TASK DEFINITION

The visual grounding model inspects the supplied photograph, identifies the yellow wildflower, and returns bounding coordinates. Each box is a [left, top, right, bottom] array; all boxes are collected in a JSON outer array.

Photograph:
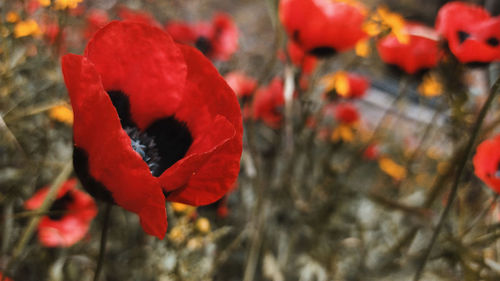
[[6, 12, 20, 23], [195, 217, 211, 234], [331, 124, 355, 143], [322, 71, 350, 96], [39, 0, 51, 6], [378, 157, 406, 180], [363, 6, 409, 44], [168, 226, 186, 244], [49, 105, 73, 125], [418, 73, 442, 97], [54, 0, 82, 10], [14, 20, 41, 38], [355, 40, 370, 58]]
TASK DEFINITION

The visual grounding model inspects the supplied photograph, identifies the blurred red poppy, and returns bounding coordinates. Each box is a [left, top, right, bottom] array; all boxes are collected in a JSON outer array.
[[252, 78, 285, 128], [287, 41, 318, 74], [324, 72, 370, 99], [62, 21, 242, 239], [117, 6, 161, 27], [24, 179, 97, 247], [334, 103, 359, 125], [165, 13, 239, 61], [377, 22, 441, 74], [84, 9, 109, 39], [363, 143, 379, 160], [225, 71, 257, 98], [279, 0, 367, 57], [436, 1, 500, 64], [473, 134, 500, 193]]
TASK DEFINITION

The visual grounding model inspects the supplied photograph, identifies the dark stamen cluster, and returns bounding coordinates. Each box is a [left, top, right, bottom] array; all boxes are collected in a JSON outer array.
[[48, 191, 74, 220], [124, 127, 162, 176]]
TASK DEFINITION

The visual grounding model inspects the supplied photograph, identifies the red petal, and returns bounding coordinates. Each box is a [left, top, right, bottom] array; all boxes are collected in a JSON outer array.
[[473, 134, 500, 193], [24, 179, 76, 210], [280, 0, 367, 53], [62, 54, 167, 238], [84, 21, 187, 129], [161, 45, 242, 206]]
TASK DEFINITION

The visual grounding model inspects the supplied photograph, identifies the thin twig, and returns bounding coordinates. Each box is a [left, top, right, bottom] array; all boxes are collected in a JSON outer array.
[[412, 76, 500, 281]]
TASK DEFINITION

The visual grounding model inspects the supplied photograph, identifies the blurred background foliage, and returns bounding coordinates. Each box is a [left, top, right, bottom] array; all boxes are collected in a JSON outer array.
[[2, 0, 500, 281]]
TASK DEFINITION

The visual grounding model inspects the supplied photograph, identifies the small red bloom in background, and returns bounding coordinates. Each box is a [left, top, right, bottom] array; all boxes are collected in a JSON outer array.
[[117, 6, 161, 27], [323, 71, 370, 99], [252, 78, 285, 129], [377, 22, 441, 74], [224, 71, 257, 98], [62, 21, 242, 239], [165, 13, 239, 61], [279, 0, 367, 57], [473, 134, 500, 193], [363, 143, 379, 160], [287, 41, 318, 74], [84, 9, 109, 39], [41, 20, 62, 46], [24, 179, 97, 247], [436, 1, 500, 64], [334, 103, 359, 125], [0, 273, 12, 281]]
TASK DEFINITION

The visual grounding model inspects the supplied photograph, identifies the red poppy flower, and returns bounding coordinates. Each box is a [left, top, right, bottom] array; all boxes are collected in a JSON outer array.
[[0, 273, 12, 281], [62, 21, 242, 239], [279, 0, 367, 57], [377, 22, 441, 74], [287, 41, 318, 74], [24, 179, 97, 247], [436, 1, 500, 64], [334, 103, 359, 125], [363, 143, 379, 160], [252, 78, 285, 128], [84, 9, 109, 39], [473, 134, 500, 193], [117, 6, 161, 27], [165, 13, 239, 61], [224, 71, 257, 98]]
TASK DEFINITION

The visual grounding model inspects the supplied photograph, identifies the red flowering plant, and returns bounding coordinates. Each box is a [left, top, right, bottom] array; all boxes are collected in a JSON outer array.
[[61, 21, 243, 239], [286, 41, 318, 74], [165, 13, 239, 61], [377, 22, 441, 75], [473, 134, 500, 193], [279, 0, 367, 57], [252, 77, 285, 129], [84, 9, 109, 39], [436, 1, 500, 64], [322, 71, 370, 100], [24, 179, 97, 247], [225, 71, 257, 120]]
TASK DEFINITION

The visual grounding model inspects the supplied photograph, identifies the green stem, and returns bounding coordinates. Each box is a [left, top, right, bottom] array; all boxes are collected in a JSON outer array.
[[93, 204, 112, 281], [412, 76, 500, 281]]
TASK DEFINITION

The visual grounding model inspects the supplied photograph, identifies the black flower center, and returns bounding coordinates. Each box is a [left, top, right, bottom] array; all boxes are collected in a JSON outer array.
[[195, 36, 213, 55], [107, 91, 193, 177], [48, 191, 74, 220], [457, 30, 469, 44], [308, 46, 337, 58], [487, 37, 499, 47]]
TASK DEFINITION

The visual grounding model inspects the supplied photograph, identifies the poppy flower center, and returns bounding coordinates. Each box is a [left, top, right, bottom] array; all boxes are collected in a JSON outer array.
[[308, 46, 337, 57], [457, 30, 469, 44], [107, 91, 193, 177], [49, 191, 74, 220], [195, 36, 213, 55]]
